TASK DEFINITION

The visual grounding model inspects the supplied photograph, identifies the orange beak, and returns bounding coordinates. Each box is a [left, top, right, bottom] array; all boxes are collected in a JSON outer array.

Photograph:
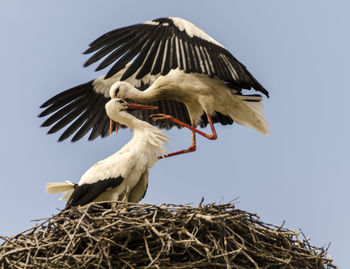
[[109, 120, 118, 135]]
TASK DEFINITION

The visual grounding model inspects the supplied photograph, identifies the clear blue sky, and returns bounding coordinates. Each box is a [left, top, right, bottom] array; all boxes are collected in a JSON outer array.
[[1, 1, 349, 267]]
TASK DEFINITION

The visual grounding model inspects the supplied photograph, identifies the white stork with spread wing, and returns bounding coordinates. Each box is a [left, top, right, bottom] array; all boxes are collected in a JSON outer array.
[[40, 17, 269, 158]]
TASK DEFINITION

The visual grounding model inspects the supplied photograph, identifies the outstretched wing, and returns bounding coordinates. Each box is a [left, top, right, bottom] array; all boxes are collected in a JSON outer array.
[[84, 17, 269, 97], [39, 78, 192, 142]]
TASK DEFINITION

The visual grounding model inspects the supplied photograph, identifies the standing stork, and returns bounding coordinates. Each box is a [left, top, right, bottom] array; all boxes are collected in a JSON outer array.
[[39, 17, 269, 158], [46, 97, 168, 208]]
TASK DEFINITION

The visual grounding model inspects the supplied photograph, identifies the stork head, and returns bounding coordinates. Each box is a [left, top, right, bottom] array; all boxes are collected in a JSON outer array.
[[110, 81, 133, 99], [105, 98, 158, 133]]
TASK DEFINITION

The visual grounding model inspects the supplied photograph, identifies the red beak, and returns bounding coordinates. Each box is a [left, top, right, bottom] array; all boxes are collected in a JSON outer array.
[[126, 103, 158, 111], [110, 120, 118, 135]]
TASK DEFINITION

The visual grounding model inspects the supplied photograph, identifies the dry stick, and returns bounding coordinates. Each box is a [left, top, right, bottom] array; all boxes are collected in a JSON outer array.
[[143, 234, 156, 268], [119, 257, 135, 269]]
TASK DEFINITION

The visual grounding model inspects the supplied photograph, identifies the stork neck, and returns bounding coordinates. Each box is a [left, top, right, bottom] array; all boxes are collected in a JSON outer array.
[[123, 114, 168, 158], [128, 85, 159, 102], [114, 112, 143, 131], [108, 110, 168, 158]]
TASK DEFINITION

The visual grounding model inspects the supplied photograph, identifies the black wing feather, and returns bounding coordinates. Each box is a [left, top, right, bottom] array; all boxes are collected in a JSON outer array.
[[104, 33, 149, 79], [40, 82, 91, 109], [95, 33, 142, 72], [47, 99, 89, 134], [169, 34, 177, 70], [135, 38, 161, 79], [66, 176, 124, 208], [120, 40, 152, 81], [87, 24, 145, 50], [39, 89, 88, 117], [88, 111, 109, 141], [83, 33, 135, 67], [150, 27, 167, 75], [101, 117, 112, 138], [121, 26, 162, 80], [58, 97, 100, 142], [84, 29, 133, 55], [41, 95, 88, 127], [83, 18, 268, 96], [161, 37, 171, 75], [187, 35, 201, 73], [68, 97, 106, 142]]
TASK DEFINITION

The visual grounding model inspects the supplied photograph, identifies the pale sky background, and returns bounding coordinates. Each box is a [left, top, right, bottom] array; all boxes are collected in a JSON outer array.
[[1, 1, 349, 267]]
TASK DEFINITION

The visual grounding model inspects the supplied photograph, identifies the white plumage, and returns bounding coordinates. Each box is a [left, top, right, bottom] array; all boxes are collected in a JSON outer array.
[[145, 17, 224, 47], [112, 69, 268, 134], [46, 98, 168, 208]]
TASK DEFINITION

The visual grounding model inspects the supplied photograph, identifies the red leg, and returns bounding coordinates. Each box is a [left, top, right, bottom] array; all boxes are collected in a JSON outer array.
[[205, 112, 218, 140], [159, 131, 197, 159], [150, 113, 217, 140], [152, 113, 217, 159]]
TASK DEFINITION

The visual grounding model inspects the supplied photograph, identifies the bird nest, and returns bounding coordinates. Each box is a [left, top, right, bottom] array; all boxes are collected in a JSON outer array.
[[0, 202, 336, 269]]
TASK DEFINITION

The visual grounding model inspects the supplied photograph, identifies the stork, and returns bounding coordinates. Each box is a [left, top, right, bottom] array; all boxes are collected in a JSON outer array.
[[91, 17, 270, 157], [39, 17, 269, 158], [46, 98, 168, 208]]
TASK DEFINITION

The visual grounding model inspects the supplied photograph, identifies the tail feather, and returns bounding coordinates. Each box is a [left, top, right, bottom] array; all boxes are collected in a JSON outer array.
[[60, 189, 75, 201], [46, 181, 75, 202], [227, 94, 269, 134], [46, 181, 74, 194]]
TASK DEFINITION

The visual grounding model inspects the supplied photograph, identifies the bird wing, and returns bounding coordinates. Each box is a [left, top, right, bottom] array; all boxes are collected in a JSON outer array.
[[66, 176, 124, 208], [39, 75, 191, 142], [84, 17, 269, 97]]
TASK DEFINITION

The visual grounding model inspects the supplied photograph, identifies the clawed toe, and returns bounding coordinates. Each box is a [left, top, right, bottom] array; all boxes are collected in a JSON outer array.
[[150, 113, 168, 118]]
